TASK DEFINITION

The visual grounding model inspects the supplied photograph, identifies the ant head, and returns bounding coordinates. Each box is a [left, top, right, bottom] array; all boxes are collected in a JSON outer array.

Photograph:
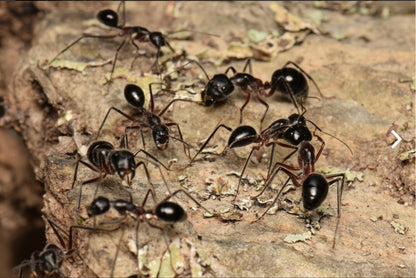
[[302, 173, 329, 211], [97, 9, 119, 28], [228, 125, 258, 148], [149, 32, 166, 48], [155, 202, 187, 222], [152, 124, 169, 150], [40, 245, 64, 274], [288, 113, 306, 126], [124, 84, 145, 109], [110, 150, 136, 180], [88, 141, 114, 169], [88, 196, 110, 216], [271, 67, 308, 98], [282, 125, 312, 146], [201, 74, 234, 106]]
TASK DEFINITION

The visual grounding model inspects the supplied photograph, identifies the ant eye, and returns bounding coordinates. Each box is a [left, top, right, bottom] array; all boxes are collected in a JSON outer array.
[[97, 9, 118, 28]]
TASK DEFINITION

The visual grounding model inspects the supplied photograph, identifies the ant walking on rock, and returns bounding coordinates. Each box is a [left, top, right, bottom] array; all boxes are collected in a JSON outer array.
[[49, 1, 176, 83]]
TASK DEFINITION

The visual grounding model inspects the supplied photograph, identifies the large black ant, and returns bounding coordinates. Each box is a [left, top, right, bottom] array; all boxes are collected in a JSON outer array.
[[251, 133, 346, 249], [189, 59, 322, 129], [12, 219, 88, 278], [48, 1, 176, 82], [87, 189, 214, 277], [187, 109, 352, 202], [96, 83, 195, 160]]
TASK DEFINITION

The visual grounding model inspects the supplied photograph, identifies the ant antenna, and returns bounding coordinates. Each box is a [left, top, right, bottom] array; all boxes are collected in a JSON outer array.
[[307, 121, 353, 155]]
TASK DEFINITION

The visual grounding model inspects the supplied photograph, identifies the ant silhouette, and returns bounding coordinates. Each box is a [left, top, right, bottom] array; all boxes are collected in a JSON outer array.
[[12, 219, 88, 278], [251, 133, 346, 249], [96, 83, 195, 160], [87, 189, 215, 277], [49, 1, 176, 82]]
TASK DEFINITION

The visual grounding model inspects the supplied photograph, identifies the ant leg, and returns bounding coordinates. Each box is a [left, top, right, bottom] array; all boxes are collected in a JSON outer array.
[[133, 148, 172, 171], [277, 75, 302, 114], [251, 167, 300, 221], [110, 225, 127, 278], [106, 36, 128, 85], [283, 61, 325, 98], [125, 125, 147, 151], [224, 66, 237, 76], [49, 33, 120, 64], [162, 189, 214, 216], [75, 176, 103, 223], [135, 161, 158, 203], [239, 92, 252, 125], [265, 142, 298, 182], [326, 173, 345, 249], [232, 145, 260, 202], [242, 58, 253, 74], [148, 82, 168, 113], [188, 124, 233, 166], [157, 99, 196, 118], [254, 95, 269, 130], [117, 1, 126, 28], [165, 122, 192, 159], [96, 106, 136, 140], [252, 175, 292, 222], [313, 133, 325, 163]]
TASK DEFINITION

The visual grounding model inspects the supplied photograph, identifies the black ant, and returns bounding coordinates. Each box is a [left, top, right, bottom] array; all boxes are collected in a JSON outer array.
[[12, 219, 87, 278], [96, 83, 195, 160], [251, 133, 346, 249], [188, 108, 352, 202], [48, 1, 175, 82], [72, 132, 171, 222], [189, 59, 322, 129], [87, 189, 215, 277]]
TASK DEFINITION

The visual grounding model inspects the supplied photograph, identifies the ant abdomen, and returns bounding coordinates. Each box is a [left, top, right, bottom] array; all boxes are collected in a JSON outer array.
[[87, 141, 114, 169], [271, 67, 308, 98], [97, 9, 119, 28], [228, 125, 258, 148], [88, 196, 110, 216], [302, 173, 329, 211], [155, 202, 187, 222], [125, 84, 145, 108]]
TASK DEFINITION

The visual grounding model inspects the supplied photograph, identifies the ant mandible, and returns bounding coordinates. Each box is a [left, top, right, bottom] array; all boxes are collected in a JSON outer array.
[[87, 189, 215, 277], [252, 133, 346, 249], [49, 1, 175, 82], [96, 83, 195, 161]]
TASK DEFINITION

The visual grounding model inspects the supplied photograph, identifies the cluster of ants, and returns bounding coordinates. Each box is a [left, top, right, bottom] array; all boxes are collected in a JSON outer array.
[[13, 2, 353, 278]]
